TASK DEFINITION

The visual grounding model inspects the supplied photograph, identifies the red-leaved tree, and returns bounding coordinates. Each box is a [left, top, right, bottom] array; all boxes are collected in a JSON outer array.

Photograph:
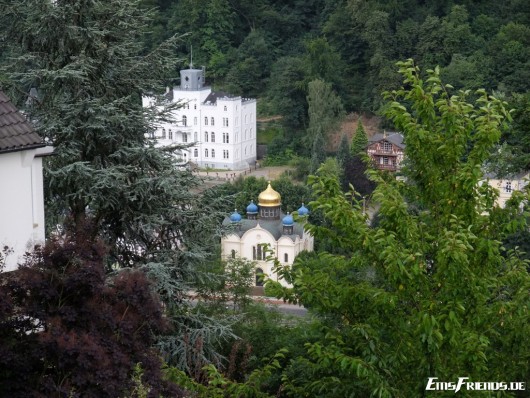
[[0, 233, 183, 397]]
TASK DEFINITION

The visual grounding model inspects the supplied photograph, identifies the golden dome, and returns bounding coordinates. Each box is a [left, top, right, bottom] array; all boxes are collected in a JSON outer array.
[[258, 182, 281, 207]]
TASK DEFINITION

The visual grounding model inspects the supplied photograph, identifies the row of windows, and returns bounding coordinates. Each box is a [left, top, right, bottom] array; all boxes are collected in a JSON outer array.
[[203, 131, 231, 143], [231, 249, 289, 262], [194, 149, 230, 159]]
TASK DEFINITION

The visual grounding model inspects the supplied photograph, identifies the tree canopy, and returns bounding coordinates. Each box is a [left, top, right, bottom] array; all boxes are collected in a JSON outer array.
[[267, 60, 530, 396]]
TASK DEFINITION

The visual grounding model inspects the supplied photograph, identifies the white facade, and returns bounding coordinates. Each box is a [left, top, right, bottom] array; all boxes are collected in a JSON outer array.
[[484, 172, 529, 208], [222, 223, 313, 287], [142, 68, 257, 170], [0, 146, 52, 271]]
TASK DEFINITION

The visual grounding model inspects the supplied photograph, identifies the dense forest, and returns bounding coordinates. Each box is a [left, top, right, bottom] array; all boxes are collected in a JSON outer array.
[[140, 0, 530, 169], [0, 0, 529, 397]]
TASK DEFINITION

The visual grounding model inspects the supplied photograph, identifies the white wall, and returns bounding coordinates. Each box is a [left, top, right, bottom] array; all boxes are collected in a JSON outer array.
[[0, 148, 48, 271]]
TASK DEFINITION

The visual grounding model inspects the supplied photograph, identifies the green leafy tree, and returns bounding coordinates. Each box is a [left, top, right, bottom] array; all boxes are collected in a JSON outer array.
[[306, 79, 344, 143], [268, 60, 530, 396]]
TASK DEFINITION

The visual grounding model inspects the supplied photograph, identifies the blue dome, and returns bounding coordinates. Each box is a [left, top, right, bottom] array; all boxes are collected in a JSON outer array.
[[246, 200, 258, 213], [282, 213, 294, 226], [230, 210, 242, 222], [298, 203, 309, 216]]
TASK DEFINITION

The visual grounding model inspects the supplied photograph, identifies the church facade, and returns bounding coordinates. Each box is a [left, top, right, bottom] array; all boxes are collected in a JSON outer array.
[[221, 183, 314, 287], [142, 67, 257, 170]]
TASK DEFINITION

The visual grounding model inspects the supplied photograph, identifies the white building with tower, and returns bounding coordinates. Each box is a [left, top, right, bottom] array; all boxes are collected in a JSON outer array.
[[221, 182, 314, 287], [142, 67, 257, 170]]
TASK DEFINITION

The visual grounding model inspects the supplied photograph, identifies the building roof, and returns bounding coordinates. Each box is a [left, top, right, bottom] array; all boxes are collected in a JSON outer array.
[[0, 90, 45, 154], [222, 216, 305, 241], [368, 132, 405, 149], [203, 91, 235, 105]]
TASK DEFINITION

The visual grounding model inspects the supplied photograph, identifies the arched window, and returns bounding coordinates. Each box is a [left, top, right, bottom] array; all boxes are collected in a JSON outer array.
[[205, 149, 208, 157], [255, 268, 264, 286], [204, 116, 208, 125], [182, 133, 187, 143], [211, 149, 215, 158], [161, 128, 166, 139], [284, 253, 288, 263], [194, 148, 198, 157], [204, 131, 208, 142], [231, 250, 236, 259], [211, 117, 215, 126], [168, 129, 173, 140], [211, 132, 215, 142], [182, 115, 187, 126], [224, 106, 227, 111]]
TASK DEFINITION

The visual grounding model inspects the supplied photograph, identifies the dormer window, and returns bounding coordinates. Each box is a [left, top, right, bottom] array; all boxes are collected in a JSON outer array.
[[383, 141, 392, 152]]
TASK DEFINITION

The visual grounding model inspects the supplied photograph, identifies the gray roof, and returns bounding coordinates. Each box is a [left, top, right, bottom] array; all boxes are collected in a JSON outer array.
[[0, 90, 45, 154], [222, 216, 305, 241], [203, 91, 235, 105], [368, 132, 405, 149]]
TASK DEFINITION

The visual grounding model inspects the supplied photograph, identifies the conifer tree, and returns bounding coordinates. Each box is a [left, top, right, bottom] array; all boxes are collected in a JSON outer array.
[[1, 0, 231, 373], [336, 133, 351, 168], [310, 131, 327, 174], [350, 117, 368, 156]]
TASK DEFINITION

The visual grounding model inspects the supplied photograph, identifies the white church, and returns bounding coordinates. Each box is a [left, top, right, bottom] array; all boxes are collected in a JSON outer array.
[[221, 182, 314, 287], [142, 67, 257, 170]]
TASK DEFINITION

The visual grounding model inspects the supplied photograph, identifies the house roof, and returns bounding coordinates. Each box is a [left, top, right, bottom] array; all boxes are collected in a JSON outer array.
[[0, 90, 45, 154], [368, 132, 405, 149]]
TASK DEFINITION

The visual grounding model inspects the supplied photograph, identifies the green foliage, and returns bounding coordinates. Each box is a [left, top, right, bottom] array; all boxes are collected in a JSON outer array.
[[196, 257, 256, 311], [0, 0, 232, 380], [309, 132, 327, 174], [350, 118, 368, 156], [268, 60, 530, 396], [306, 79, 344, 143], [165, 349, 288, 398]]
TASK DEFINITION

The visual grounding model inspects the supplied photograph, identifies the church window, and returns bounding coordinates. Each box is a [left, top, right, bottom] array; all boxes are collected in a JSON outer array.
[[257, 245, 262, 260], [284, 253, 288, 263], [231, 249, 236, 259], [255, 268, 264, 286]]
